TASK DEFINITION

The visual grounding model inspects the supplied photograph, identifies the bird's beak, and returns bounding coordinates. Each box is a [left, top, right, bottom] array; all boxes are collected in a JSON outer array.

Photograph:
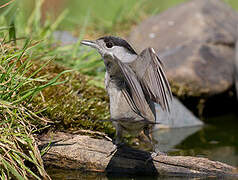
[[80, 40, 99, 50]]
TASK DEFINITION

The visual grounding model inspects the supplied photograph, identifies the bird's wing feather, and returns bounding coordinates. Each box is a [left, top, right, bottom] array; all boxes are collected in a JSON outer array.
[[113, 55, 155, 122], [132, 48, 172, 112]]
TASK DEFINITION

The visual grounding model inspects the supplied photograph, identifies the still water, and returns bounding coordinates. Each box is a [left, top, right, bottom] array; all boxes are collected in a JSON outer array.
[[47, 113, 238, 179]]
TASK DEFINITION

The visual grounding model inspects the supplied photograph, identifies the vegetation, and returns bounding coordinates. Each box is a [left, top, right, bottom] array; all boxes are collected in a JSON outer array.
[[0, 38, 62, 178], [0, 1, 111, 179], [0, 0, 237, 179]]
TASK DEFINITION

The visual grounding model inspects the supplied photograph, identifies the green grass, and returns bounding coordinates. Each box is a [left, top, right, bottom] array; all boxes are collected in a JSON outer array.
[[52, 0, 238, 34], [224, 0, 238, 10], [0, 38, 65, 179], [0, 36, 111, 179], [51, 0, 189, 35], [0, 0, 238, 179], [0, 1, 111, 179]]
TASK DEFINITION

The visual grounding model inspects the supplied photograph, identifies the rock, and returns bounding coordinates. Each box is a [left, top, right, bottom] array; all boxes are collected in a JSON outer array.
[[155, 97, 203, 128], [129, 0, 238, 97], [53, 31, 78, 45], [39, 132, 238, 178]]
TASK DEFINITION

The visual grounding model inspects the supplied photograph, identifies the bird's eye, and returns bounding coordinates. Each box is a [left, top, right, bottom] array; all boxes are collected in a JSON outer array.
[[106, 42, 113, 48]]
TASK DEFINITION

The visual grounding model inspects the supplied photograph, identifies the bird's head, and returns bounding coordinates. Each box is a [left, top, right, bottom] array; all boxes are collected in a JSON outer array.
[[81, 36, 137, 63]]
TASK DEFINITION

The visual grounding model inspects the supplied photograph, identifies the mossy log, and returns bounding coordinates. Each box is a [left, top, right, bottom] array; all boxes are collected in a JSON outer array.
[[39, 132, 238, 178]]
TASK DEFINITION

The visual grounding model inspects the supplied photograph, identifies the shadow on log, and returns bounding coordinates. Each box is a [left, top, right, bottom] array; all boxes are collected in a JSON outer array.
[[39, 132, 238, 178]]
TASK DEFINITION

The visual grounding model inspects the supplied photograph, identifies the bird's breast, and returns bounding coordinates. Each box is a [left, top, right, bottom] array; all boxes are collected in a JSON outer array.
[[106, 76, 140, 120]]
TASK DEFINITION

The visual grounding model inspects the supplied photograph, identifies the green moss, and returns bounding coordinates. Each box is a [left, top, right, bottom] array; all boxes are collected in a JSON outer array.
[[31, 61, 114, 135], [170, 80, 205, 98]]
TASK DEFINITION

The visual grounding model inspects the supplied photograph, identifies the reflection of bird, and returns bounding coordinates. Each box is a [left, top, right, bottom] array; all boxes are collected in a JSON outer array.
[[81, 36, 172, 152]]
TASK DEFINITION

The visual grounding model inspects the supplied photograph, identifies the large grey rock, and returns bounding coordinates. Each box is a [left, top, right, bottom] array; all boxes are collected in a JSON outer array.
[[53, 31, 78, 45], [155, 97, 203, 128], [129, 0, 238, 97]]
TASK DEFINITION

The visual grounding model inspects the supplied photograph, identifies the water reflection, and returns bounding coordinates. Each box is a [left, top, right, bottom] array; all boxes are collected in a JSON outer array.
[[170, 122, 238, 167], [152, 126, 202, 152], [48, 168, 190, 180], [47, 113, 238, 179]]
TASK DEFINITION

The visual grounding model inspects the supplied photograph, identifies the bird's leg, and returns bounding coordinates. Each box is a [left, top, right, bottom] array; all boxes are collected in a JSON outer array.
[[107, 123, 124, 157], [113, 122, 124, 145], [143, 126, 166, 163]]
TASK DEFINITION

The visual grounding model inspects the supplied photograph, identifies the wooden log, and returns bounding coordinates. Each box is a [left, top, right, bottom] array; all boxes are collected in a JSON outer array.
[[39, 132, 238, 178]]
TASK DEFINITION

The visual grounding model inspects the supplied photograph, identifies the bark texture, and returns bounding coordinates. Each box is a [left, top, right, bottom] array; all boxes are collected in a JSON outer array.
[[39, 132, 238, 178]]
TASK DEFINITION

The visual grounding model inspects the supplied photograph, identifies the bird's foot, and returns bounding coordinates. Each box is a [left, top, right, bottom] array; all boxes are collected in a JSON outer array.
[[106, 142, 124, 158], [145, 151, 167, 164], [152, 151, 167, 157]]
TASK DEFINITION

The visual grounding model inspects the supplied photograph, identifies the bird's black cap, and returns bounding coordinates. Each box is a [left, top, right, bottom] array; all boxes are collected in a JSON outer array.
[[98, 36, 137, 55]]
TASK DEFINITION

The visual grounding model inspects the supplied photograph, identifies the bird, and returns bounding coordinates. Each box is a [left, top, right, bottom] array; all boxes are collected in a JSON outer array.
[[81, 36, 172, 153]]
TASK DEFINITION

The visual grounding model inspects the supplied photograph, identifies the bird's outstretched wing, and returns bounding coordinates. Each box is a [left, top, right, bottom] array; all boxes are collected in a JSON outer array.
[[131, 48, 172, 112], [113, 56, 155, 122]]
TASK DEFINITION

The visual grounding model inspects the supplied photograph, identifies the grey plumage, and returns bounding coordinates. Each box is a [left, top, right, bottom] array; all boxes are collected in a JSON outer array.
[[81, 36, 172, 150]]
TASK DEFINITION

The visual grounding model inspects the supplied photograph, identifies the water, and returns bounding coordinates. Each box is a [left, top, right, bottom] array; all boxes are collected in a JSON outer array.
[[47, 113, 238, 179]]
